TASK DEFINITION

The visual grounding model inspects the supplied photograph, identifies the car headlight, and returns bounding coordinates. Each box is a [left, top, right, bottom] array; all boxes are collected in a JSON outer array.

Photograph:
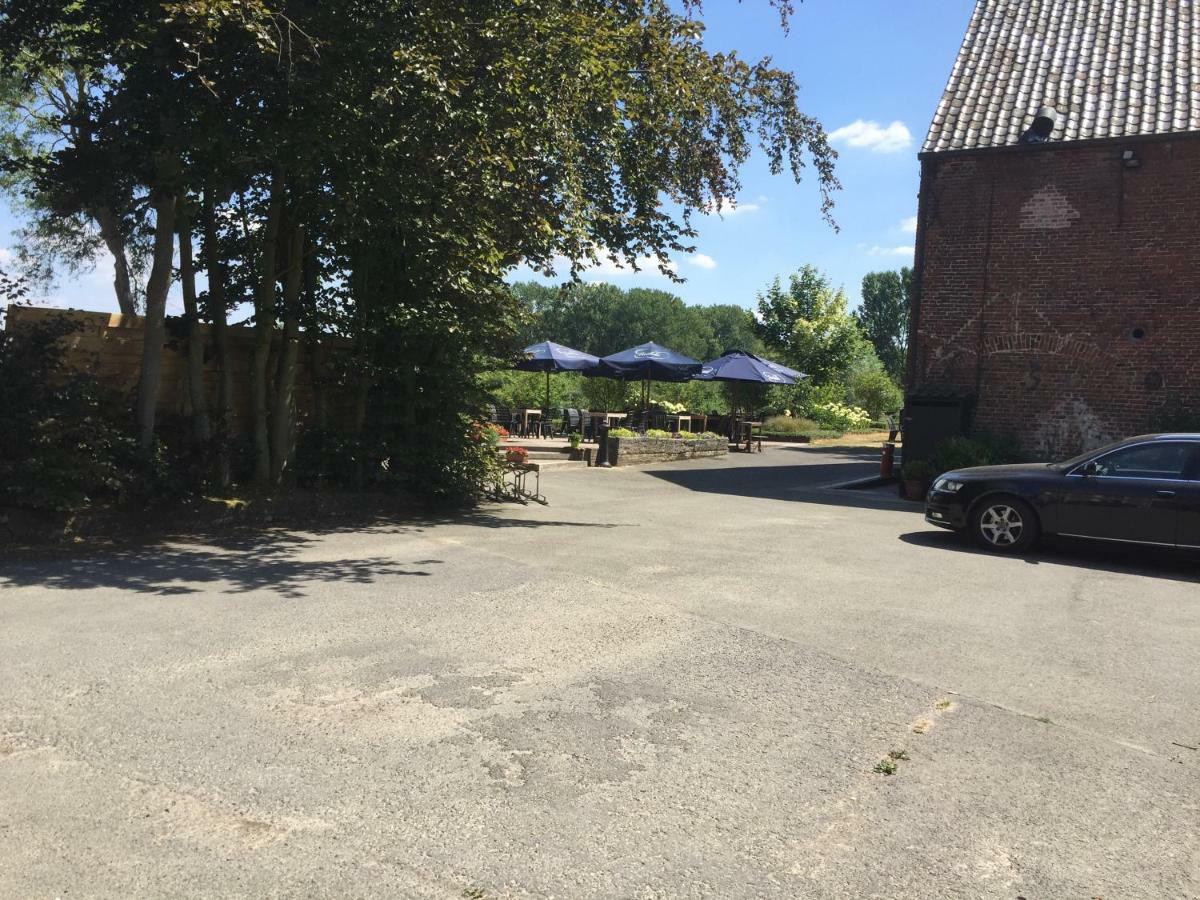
[[933, 477, 965, 493]]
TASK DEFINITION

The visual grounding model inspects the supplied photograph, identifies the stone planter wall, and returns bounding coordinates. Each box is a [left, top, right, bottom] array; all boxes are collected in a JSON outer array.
[[607, 436, 728, 467]]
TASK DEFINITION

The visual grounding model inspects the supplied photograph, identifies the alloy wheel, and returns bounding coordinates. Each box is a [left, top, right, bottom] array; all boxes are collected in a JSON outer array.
[[979, 503, 1024, 547]]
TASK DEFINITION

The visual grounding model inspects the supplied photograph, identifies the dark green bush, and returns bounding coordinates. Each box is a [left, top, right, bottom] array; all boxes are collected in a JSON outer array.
[[932, 433, 1024, 474], [0, 315, 137, 514]]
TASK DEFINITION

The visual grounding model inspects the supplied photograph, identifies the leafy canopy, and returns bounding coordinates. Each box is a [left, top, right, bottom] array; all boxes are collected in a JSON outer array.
[[756, 264, 864, 385]]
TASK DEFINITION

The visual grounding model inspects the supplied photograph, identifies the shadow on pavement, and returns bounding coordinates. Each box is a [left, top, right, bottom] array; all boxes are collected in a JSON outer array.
[[0, 542, 440, 598], [646, 445, 919, 513], [0, 511, 626, 597], [901, 528, 1200, 585]]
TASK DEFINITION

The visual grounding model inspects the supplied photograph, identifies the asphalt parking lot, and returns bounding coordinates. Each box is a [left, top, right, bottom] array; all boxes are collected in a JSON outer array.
[[2, 445, 1198, 898]]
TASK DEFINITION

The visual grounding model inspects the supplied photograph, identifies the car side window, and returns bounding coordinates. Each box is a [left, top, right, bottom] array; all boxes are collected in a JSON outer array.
[[1091, 442, 1195, 480]]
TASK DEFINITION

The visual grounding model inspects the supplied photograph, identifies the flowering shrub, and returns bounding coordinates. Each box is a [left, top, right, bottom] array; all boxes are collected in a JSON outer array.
[[505, 446, 529, 465], [809, 401, 872, 431], [470, 421, 509, 448]]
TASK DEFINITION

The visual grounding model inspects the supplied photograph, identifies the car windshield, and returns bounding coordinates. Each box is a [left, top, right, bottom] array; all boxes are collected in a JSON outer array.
[[1056, 438, 1135, 470]]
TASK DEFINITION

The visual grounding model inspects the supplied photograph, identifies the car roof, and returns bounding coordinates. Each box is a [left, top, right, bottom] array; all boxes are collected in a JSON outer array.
[[1124, 433, 1200, 442]]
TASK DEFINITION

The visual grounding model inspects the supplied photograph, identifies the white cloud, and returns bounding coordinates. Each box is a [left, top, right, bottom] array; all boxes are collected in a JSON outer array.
[[899, 215, 919, 234], [585, 255, 679, 278], [703, 196, 761, 217], [829, 119, 913, 153], [687, 253, 717, 270], [869, 245, 915, 258]]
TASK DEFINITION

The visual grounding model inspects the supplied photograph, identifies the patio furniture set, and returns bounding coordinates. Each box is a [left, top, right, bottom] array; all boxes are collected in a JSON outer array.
[[508, 341, 798, 451]]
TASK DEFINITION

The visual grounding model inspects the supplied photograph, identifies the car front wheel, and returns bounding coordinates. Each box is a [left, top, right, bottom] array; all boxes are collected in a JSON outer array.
[[970, 495, 1039, 553]]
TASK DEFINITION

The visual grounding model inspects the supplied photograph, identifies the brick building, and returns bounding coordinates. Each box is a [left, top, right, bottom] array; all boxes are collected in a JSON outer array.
[[906, 0, 1200, 460]]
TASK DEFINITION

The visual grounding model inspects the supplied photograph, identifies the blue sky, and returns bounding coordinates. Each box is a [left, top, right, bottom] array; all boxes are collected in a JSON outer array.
[[0, 0, 974, 316]]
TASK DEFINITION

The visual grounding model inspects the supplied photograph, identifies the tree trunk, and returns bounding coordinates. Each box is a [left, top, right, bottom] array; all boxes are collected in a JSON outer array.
[[252, 176, 284, 488], [94, 205, 138, 317], [178, 211, 211, 446], [269, 221, 305, 485], [304, 243, 327, 432], [135, 189, 178, 449], [202, 188, 234, 488]]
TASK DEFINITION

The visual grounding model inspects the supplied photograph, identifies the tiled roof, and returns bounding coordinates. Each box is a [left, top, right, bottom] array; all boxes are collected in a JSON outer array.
[[925, 0, 1200, 152]]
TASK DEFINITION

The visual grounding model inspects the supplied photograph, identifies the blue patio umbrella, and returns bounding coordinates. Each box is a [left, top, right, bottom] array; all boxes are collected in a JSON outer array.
[[594, 341, 702, 382], [589, 342, 703, 427], [695, 350, 807, 440], [694, 350, 806, 385], [514, 341, 601, 413]]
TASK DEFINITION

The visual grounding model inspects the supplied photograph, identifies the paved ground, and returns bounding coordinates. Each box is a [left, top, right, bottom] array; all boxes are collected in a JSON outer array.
[[2, 446, 1198, 899]]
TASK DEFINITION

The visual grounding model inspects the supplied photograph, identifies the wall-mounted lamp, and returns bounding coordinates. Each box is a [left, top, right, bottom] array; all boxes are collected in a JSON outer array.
[[1122, 149, 1141, 169]]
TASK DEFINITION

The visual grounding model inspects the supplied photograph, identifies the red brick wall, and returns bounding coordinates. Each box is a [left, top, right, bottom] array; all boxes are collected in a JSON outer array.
[[909, 134, 1200, 458]]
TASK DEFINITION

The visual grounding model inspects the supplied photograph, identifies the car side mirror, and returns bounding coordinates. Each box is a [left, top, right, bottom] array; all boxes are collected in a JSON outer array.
[[1081, 461, 1099, 477]]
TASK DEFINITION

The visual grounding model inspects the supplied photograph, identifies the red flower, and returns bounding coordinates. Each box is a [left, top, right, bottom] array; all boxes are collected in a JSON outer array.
[[506, 447, 529, 465]]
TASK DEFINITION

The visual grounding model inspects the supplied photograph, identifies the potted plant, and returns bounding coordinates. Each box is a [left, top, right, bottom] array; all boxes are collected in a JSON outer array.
[[568, 431, 583, 459], [900, 459, 935, 500], [505, 446, 530, 467]]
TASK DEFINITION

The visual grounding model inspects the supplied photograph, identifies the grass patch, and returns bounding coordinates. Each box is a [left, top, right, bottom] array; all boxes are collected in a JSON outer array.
[[761, 429, 844, 441], [873, 758, 898, 776], [934, 698, 952, 711]]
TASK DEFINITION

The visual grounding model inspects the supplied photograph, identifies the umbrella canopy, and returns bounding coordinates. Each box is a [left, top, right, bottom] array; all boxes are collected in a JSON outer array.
[[695, 350, 806, 385], [514, 341, 600, 373], [594, 341, 702, 383], [513, 341, 600, 421]]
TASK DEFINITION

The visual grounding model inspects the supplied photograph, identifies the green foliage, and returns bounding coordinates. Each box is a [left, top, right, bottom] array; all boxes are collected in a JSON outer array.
[[0, 0, 840, 506], [608, 427, 637, 438], [932, 434, 1023, 474], [809, 401, 872, 432], [0, 315, 136, 514], [756, 265, 866, 385], [846, 367, 903, 420], [645, 428, 674, 439], [857, 268, 910, 382], [901, 459, 935, 482], [582, 375, 640, 413], [763, 414, 822, 434]]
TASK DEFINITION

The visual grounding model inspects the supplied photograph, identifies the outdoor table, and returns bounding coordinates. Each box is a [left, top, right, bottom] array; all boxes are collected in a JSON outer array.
[[520, 408, 543, 437], [584, 411, 627, 441], [735, 420, 763, 452], [663, 414, 692, 433]]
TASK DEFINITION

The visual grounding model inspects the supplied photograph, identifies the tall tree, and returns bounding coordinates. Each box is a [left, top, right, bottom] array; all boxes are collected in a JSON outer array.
[[0, 0, 839, 491], [857, 267, 911, 382], [756, 265, 864, 385]]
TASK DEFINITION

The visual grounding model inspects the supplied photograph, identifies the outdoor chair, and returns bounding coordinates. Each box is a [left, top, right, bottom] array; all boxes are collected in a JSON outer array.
[[578, 408, 593, 441], [538, 408, 560, 438], [886, 414, 901, 443], [565, 408, 582, 437], [506, 408, 524, 436], [551, 408, 568, 437]]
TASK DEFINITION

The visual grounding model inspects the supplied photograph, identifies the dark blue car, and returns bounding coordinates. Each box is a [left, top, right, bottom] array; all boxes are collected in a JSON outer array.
[[925, 434, 1200, 553]]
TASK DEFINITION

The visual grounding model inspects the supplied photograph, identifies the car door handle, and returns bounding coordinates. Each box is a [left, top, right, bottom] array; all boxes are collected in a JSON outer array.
[[1155, 489, 1176, 498]]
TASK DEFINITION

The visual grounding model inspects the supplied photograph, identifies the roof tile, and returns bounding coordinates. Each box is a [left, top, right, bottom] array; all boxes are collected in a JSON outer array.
[[925, 0, 1200, 151]]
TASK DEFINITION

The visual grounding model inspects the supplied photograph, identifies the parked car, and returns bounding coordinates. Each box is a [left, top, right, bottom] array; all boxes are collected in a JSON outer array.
[[924, 433, 1200, 553]]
